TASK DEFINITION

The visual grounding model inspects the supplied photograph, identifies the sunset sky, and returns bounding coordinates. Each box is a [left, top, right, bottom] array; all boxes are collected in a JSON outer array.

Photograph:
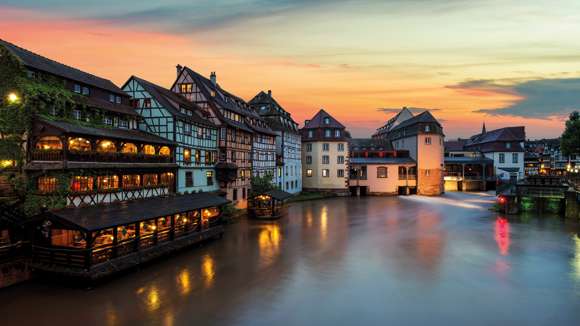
[[1, 0, 580, 139]]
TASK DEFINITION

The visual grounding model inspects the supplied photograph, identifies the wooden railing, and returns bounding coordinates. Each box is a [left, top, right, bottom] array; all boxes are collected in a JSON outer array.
[[30, 149, 64, 161], [0, 241, 26, 262], [30, 149, 173, 164]]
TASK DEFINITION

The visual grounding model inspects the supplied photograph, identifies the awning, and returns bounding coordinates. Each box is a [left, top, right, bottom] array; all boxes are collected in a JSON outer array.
[[47, 192, 229, 232], [261, 189, 293, 201], [499, 167, 520, 173]]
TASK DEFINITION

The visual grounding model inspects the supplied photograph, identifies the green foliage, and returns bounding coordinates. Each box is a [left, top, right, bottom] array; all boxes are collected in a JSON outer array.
[[561, 111, 580, 156], [250, 173, 276, 195]]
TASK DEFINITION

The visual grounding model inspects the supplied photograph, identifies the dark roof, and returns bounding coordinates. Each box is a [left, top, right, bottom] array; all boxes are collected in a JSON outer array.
[[498, 167, 520, 173], [82, 96, 139, 117], [444, 156, 494, 164], [0, 39, 124, 95], [350, 157, 416, 165], [48, 193, 229, 231], [390, 110, 441, 132], [350, 138, 394, 151], [444, 140, 467, 152], [466, 126, 525, 145], [129, 76, 215, 127], [249, 91, 299, 133], [303, 109, 346, 129], [38, 118, 175, 145], [258, 189, 293, 201]]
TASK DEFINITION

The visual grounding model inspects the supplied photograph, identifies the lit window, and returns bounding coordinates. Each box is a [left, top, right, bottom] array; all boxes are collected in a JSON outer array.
[[143, 174, 158, 187], [306, 169, 313, 177], [122, 175, 141, 189], [322, 169, 330, 177], [70, 176, 94, 193], [160, 172, 174, 186], [121, 143, 138, 154], [195, 149, 201, 164], [206, 171, 214, 186], [97, 175, 119, 190], [97, 140, 117, 153], [179, 83, 193, 93], [37, 176, 58, 193], [159, 146, 171, 156], [183, 148, 191, 163], [36, 136, 63, 150], [143, 145, 156, 155], [68, 137, 91, 152]]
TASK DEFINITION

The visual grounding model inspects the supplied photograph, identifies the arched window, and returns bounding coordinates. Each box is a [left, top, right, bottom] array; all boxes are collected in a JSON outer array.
[[97, 140, 116, 153], [377, 167, 388, 178], [159, 146, 171, 156], [143, 145, 156, 155], [121, 143, 138, 154], [68, 137, 91, 152], [36, 136, 63, 150]]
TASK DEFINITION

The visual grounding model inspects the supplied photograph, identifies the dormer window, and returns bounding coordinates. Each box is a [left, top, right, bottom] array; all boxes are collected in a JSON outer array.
[[323, 117, 330, 124], [82, 87, 90, 96], [506, 143, 511, 149], [335, 130, 341, 137], [179, 83, 193, 93], [425, 125, 430, 132], [308, 130, 313, 138]]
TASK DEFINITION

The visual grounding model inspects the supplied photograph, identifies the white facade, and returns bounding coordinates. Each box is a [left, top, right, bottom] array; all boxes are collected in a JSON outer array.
[[484, 151, 525, 181], [274, 131, 302, 193]]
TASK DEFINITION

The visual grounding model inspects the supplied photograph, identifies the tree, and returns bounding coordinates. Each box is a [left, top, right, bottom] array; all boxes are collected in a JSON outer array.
[[250, 173, 276, 195], [561, 111, 580, 156]]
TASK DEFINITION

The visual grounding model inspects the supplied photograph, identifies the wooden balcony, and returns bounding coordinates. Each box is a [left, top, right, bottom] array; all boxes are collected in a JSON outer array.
[[30, 149, 173, 164]]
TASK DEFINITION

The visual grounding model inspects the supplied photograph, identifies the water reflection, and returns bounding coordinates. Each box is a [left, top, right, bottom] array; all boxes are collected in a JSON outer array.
[[202, 254, 216, 288], [320, 205, 328, 241], [572, 234, 580, 281], [136, 284, 161, 312], [258, 224, 281, 267], [177, 268, 191, 296], [495, 218, 510, 256]]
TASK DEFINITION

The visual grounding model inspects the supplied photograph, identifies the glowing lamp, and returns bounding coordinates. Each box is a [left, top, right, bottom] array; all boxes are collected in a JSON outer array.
[[0, 160, 15, 168], [497, 196, 506, 205], [6, 92, 19, 104]]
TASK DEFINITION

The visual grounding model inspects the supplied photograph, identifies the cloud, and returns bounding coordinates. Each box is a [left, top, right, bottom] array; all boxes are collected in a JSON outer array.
[[377, 107, 440, 114], [448, 78, 580, 118]]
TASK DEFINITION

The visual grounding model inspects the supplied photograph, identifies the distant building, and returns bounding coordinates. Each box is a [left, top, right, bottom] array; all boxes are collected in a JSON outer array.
[[348, 139, 416, 195], [300, 109, 350, 194], [443, 138, 495, 191], [122, 76, 219, 194], [172, 67, 255, 208], [373, 108, 445, 195], [249, 90, 302, 194], [525, 138, 578, 175], [463, 125, 525, 182]]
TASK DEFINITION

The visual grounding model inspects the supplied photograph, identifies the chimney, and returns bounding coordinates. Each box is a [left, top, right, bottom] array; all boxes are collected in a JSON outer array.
[[176, 64, 183, 77], [210, 72, 217, 86], [267, 90, 272, 97]]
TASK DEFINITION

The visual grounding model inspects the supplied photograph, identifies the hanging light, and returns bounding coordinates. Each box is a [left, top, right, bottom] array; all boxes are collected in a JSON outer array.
[[6, 92, 19, 104]]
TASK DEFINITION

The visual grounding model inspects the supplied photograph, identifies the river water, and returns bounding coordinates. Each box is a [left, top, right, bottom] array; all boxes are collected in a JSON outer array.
[[1, 192, 579, 325]]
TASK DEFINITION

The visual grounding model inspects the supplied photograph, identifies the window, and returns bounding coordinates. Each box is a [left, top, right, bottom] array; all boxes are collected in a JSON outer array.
[[323, 117, 330, 124], [233, 189, 238, 201], [73, 84, 81, 94], [322, 155, 329, 164], [121, 143, 138, 154], [185, 172, 193, 187], [499, 153, 505, 164], [322, 169, 330, 177], [36, 136, 63, 150], [425, 137, 432, 145], [68, 137, 91, 152], [115, 96, 121, 104], [143, 174, 158, 187], [335, 130, 341, 137], [72, 109, 82, 120], [183, 148, 191, 163], [306, 143, 312, 152], [324, 129, 331, 137], [338, 143, 345, 152], [141, 145, 155, 155], [70, 176, 93, 193], [195, 149, 201, 164], [377, 167, 388, 178], [122, 175, 141, 189], [179, 83, 193, 93], [323, 143, 329, 151], [143, 98, 152, 108], [308, 130, 313, 138], [160, 172, 174, 186], [82, 87, 90, 96], [97, 140, 116, 153], [286, 182, 289, 190], [306, 156, 312, 164], [425, 169, 431, 177], [337, 169, 344, 177], [206, 171, 214, 186], [425, 125, 430, 132], [512, 153, 518, 164], [102, 116, 113, 126], [97, 175, 119, 190], [159, 146, 171, 156], [337, 156, 344, 164], [37, 176, 57, 193], [119, 119, 128, 129], [306, 169, 313, 177], [109, 94, 115, 103], [506, 143, 511, 149]]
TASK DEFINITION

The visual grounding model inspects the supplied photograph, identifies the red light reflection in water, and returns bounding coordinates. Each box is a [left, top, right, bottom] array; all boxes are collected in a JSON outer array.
[[494, 218, 510, 256]]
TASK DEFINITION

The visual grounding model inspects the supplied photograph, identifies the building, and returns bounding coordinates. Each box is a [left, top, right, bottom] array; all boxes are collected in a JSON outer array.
[[171, 67, 255, 208], [348, 139, 416, 195], [249, 90, 302, 194], [0, 39, 178, 209], [246, 110, 277, 180], [300, 109, 350, 194], [373, 108, 445, 195], [122, 76, 219, 194], [443, 139, 495, 191], [463, 125, 525, 182]]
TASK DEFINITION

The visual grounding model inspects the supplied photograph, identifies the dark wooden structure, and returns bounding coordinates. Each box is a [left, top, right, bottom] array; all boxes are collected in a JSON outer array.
[[29, 193, 228, 280], [248, 189, 292, 220], [0, 203, 25, 263]]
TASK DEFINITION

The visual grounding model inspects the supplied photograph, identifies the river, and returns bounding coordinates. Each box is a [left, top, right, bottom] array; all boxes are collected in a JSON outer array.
[[1, 192, 579, 325]]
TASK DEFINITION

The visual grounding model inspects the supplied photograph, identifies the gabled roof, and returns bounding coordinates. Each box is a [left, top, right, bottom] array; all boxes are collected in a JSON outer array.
[[128, 76, 215, 128], [466, 126, 525, 145], [349, 138, 394, 151], [37, 118, 175, 145], [390, 110, 441, 132], [249, 91, 299, 133], [375, 107, 414, 134], [0, 39, 124, 95], [303, 109, 346, 129], [444, 139, 467, 152]]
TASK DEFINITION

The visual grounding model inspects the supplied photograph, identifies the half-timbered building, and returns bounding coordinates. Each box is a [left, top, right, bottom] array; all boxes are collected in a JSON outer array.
[[249, 90, 302, 194], [122, 76, 219, 194], [0, 39, 178, 207], [171, 67, 255, 208]]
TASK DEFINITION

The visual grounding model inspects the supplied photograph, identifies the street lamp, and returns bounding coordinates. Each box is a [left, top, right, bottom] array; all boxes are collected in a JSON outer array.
[[6, 92, 20, 104]]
